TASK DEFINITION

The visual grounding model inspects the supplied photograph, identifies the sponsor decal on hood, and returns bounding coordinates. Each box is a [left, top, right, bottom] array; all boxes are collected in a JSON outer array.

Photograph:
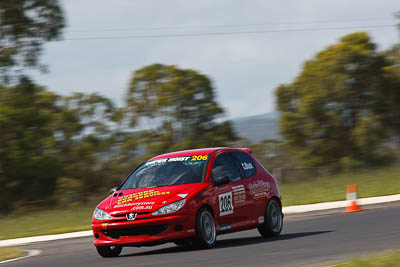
[[104, 183, 206, 212], [116, 189, 170, 205], [114, 201, 155, 209]]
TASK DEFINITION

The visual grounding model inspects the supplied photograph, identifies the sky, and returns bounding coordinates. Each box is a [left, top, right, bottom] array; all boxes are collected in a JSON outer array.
[[33, 0, 399, 119]]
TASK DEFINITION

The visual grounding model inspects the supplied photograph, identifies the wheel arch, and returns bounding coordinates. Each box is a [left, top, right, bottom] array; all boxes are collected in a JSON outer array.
[[196, 204, 215, 218], [194, 204, 218, 230], [269, 196, 282, 211]]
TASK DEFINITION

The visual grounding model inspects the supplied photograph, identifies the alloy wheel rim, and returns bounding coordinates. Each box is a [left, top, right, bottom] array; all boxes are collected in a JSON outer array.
[[269, 202, 282, 232], [201, 212, 216, 244]]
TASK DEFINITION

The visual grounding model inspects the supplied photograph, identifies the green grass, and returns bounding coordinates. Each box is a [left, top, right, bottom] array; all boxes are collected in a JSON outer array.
[[1, 166, 399, 240], [0, 207, 94, 240], [0, 247, 24, 261], [280, 165, 400, 206], [333, 250, 400, 266]]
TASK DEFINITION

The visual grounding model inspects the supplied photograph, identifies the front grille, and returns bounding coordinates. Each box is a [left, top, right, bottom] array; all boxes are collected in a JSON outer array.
[[112, 212, 152, 218], [103, 224, 168, 239]]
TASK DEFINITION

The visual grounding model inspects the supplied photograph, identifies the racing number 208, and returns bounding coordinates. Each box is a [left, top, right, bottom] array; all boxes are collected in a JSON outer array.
[[219, 192, 233, 216]]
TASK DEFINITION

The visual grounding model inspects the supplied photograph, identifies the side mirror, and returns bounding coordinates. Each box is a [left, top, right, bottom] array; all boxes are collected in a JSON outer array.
[[109, 187, 117, 195], [213, 176, 230, 186]]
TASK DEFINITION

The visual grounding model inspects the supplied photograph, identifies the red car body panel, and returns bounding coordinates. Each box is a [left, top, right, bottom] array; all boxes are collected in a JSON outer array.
[[92, 147, 282, 247]]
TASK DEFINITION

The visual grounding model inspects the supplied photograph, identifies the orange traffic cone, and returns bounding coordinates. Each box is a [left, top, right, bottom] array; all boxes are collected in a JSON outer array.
[[344, 184, 363, 213]]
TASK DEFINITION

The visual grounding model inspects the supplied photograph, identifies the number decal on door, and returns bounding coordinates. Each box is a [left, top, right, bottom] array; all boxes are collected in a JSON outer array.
[[219, 192, 233, 216]]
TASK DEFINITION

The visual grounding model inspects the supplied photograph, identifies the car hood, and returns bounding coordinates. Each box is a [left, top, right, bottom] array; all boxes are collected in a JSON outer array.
[[100, 183, 205, 215]]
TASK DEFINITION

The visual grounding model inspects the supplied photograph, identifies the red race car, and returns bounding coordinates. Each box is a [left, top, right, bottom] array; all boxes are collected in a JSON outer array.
[[92, 147, 283, 257]]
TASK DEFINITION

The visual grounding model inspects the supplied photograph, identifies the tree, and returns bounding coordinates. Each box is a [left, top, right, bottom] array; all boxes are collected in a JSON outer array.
[[55, 93, 125, 196], [275, 32, 400, 167], [0, 77, 62, 211], [0, 0, 65, 82], [126, 64, 236, 158], [0, 79, 130, 211]]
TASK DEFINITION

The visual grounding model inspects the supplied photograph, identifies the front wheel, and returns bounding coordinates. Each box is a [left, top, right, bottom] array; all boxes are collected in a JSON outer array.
[[194, 208, 217, 248], [258, 198, 283, 237], [96, 245, 122, 258]]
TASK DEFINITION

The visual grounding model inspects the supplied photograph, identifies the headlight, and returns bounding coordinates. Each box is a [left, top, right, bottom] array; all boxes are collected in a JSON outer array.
[[93, 208, 112, 220], [152, 199, 186, 215]]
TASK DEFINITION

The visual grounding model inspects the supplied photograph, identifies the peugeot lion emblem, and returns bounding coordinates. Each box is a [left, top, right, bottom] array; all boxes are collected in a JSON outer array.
[[126, 213, 137, 221]]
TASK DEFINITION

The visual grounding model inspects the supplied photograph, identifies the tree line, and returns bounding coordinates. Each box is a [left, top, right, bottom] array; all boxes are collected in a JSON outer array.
[[249, 33, 400, 178], [275, 32, 400, 169], [0, 66, 236, 212], [0, 2, 236, 212], [1, 1, 400, 212]]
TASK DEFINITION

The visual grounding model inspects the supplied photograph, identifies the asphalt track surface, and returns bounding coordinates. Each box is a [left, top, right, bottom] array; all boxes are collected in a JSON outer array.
[[5, 204, 400, 267]]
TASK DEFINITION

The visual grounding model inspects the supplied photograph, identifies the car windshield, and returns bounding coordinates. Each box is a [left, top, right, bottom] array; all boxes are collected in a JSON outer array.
[[120, 155, 209, 190]]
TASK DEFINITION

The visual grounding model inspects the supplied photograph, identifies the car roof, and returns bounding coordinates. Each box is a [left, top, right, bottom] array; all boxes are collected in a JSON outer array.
[[148, 147, 251, 161]]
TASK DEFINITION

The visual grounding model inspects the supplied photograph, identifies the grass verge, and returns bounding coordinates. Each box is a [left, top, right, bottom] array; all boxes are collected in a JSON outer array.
[[0, 207, 93, 240], [333, 250, 400, 266], [0, 247, 24, 261], [280, 165, 400, 206], [1, 165, 399, 240]]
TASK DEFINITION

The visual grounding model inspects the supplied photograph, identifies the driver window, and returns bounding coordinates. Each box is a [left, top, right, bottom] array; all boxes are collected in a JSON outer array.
[[212, 153, 241, 183]]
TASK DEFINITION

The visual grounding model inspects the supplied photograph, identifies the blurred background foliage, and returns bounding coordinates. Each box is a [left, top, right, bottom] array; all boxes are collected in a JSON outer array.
[[276, 32, 400, 168], [0, 1, 400, 214], [126, 63, 236, 161], [0, 0, 65, 83], [0, 67, 237, 212]]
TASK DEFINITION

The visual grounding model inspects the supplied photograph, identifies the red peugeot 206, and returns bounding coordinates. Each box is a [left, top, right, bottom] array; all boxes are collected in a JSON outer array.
[[92, 147, 283, 257]]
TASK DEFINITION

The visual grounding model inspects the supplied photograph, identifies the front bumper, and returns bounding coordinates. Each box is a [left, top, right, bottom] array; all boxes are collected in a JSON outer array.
[[92, 214, 195, 247]]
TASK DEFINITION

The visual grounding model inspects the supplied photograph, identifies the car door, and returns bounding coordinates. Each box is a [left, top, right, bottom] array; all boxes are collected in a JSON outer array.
[[231, 151, 266, 224], [211, 152, 247, 230]]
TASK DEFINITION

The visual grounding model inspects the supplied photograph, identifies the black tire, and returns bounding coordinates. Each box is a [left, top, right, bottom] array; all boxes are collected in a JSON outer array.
[[194, 208, 217, 248], [257, 198, 283, 238], [96, 245, 122, 258]]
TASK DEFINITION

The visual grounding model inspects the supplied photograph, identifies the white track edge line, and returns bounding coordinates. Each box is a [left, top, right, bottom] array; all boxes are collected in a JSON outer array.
[[0, 249, 41, 264], [0, 231, 93, 247], [282, 193, 400, 214], [1, 193, 400, 247]]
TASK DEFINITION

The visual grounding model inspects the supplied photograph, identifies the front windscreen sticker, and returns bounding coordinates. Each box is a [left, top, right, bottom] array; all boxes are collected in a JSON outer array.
[[191, 155, 208, 161], [167, 157, 191, 162], [219, 192, 233, 216], [145, 155, 208, 166]]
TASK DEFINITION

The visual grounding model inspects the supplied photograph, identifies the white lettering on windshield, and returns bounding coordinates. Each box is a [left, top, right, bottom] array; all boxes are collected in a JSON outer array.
[[167, 157, 191, 162], [145, 159, 168, 166]]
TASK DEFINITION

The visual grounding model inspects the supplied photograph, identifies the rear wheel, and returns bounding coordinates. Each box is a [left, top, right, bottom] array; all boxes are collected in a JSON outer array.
[[96, 245, 122, 257], [258, 198, 283, 237], [194, 208, 217, 248]]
